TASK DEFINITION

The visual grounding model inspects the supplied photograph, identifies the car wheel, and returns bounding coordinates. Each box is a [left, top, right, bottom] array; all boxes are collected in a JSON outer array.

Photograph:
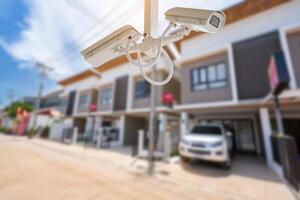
[[180, 156, 190, 163], [222, 157, 231, 170]]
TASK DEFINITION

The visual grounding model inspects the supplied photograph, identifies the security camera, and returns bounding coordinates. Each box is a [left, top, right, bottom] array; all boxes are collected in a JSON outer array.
[[81, 7, 225, 86], [165, 7, 226, 34], [81, 25, 139, 68]]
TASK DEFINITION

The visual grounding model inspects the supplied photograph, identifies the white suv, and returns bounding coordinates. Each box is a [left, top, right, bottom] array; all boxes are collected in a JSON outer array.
[[179, 124, 232, 169]]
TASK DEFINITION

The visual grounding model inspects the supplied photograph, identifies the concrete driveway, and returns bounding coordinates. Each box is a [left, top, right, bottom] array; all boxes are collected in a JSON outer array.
[[0, 134, 295, 200], [157, 156, 294, 200]]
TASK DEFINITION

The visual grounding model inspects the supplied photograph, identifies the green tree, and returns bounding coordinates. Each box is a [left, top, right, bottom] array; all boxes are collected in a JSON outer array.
[[4, 102, 34, 118]]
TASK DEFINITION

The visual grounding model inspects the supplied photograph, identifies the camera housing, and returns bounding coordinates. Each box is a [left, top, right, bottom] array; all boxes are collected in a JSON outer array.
[[165, 7, 226, 34], [81, 7, 225, 85], [81, 25, 139, 68]]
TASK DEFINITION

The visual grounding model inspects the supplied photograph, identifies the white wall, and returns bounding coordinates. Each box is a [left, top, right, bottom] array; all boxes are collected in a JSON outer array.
[[259, 108, 284, 179], [64, 76, 100, 93], [63, 63, 134, 94], [49, 122, 64, 141], [28, 114, 53, 128], [63, 118, 74, 128], [181, 0, 300, 59]]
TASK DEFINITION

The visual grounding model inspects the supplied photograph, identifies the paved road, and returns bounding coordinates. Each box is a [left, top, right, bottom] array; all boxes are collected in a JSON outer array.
[[0, 134, 295, 200]]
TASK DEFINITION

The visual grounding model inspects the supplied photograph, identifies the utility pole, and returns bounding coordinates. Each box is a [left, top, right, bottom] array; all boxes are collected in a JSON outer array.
[[31, 62, 53, 130], [144, 0, 158, 175]]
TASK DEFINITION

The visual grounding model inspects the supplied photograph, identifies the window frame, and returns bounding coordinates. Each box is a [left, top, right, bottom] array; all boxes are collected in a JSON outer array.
[[100, 88, 112, 106], [78, 93, 89, 106], [134, 80, 151, 99], [191, 61, 227, 92], [78, 92, 90, 113]]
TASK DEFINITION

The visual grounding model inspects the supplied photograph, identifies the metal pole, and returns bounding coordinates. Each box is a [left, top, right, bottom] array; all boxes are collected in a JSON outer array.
[[32, 63, 52, 131], [273, 95, 285, 136], [144, 0, 158, 175], [32, 71, 44, 131], [148, 67, 157, 174]]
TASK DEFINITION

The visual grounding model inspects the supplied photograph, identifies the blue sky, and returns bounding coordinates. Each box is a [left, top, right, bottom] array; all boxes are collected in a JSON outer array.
[[0, 0, 55, 107], [0, 0, 243, 108]]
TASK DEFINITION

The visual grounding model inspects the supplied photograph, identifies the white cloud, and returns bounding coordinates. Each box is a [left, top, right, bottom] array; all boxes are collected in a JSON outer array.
[[0, 0, 243, 81]]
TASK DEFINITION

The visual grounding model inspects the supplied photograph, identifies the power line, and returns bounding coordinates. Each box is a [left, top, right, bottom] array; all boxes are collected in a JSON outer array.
[[49, 0, 141, 66], [67, 0, 107, 24], [48, 0, 143, 67], [66, 0, 98, 22], [44, 0, 125, 64]]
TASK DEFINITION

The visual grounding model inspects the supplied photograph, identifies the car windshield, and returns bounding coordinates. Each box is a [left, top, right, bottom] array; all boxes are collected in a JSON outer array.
[[191, 126, 222, 135]]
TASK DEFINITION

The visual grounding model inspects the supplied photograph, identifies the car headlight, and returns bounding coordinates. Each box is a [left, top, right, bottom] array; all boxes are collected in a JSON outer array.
[[207, 141, 223, 148], [181, 139, 190, 145]]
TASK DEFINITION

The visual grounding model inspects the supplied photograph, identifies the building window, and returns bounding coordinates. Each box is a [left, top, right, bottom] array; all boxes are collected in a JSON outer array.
[[135, 80, 150, 99], [191, 62, 227, 91], [79, 93, 89, 106], [78, 93, 89, 113], [100, 88, 112, 105]]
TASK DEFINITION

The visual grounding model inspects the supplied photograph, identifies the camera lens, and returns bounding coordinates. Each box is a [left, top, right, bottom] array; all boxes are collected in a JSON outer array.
[[210, 15, 220, 28]]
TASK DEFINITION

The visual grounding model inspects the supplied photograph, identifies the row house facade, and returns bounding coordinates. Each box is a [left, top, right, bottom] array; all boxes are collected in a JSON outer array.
[[59, 58, 180, 147], [175, 0, 300, 178], [55, 0, 300, 180]]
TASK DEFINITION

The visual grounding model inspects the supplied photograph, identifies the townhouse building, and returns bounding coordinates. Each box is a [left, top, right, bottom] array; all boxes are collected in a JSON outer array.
[[28, 90, 67, 130], [54, 0, 299, 181], [39, 89, 67, 114], [58, 57, 180, 147], [175, 0, 300, 178]]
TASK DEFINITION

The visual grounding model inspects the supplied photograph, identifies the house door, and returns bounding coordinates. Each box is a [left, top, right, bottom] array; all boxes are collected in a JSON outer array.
[[234, 120, 257, 154]]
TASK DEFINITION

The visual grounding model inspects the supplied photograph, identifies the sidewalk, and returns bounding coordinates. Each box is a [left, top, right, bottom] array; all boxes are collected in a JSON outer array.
[[0, 134, 295, 200]]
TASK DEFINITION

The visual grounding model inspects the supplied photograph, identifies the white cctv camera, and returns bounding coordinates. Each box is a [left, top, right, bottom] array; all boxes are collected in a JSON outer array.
[[165, 7, 226, 34], [81, 25, 139, 68], [81, 7, 225, 86]]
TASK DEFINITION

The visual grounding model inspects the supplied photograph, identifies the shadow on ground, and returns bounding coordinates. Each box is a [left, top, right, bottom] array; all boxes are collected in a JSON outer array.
[[180, 155, 281, 183]]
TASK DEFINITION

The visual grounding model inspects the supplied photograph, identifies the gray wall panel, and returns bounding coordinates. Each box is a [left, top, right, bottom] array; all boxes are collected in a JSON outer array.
[[287, 31, 300, 87], [180, 52, 232, 104], [113, 76, 128, 111], [233, 31, 282, 100], [124, 116, 147, 146]]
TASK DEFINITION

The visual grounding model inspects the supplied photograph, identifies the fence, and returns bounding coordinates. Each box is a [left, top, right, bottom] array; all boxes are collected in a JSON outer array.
[[276, 135, 300, 198], [96, 128, 120, 148]]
